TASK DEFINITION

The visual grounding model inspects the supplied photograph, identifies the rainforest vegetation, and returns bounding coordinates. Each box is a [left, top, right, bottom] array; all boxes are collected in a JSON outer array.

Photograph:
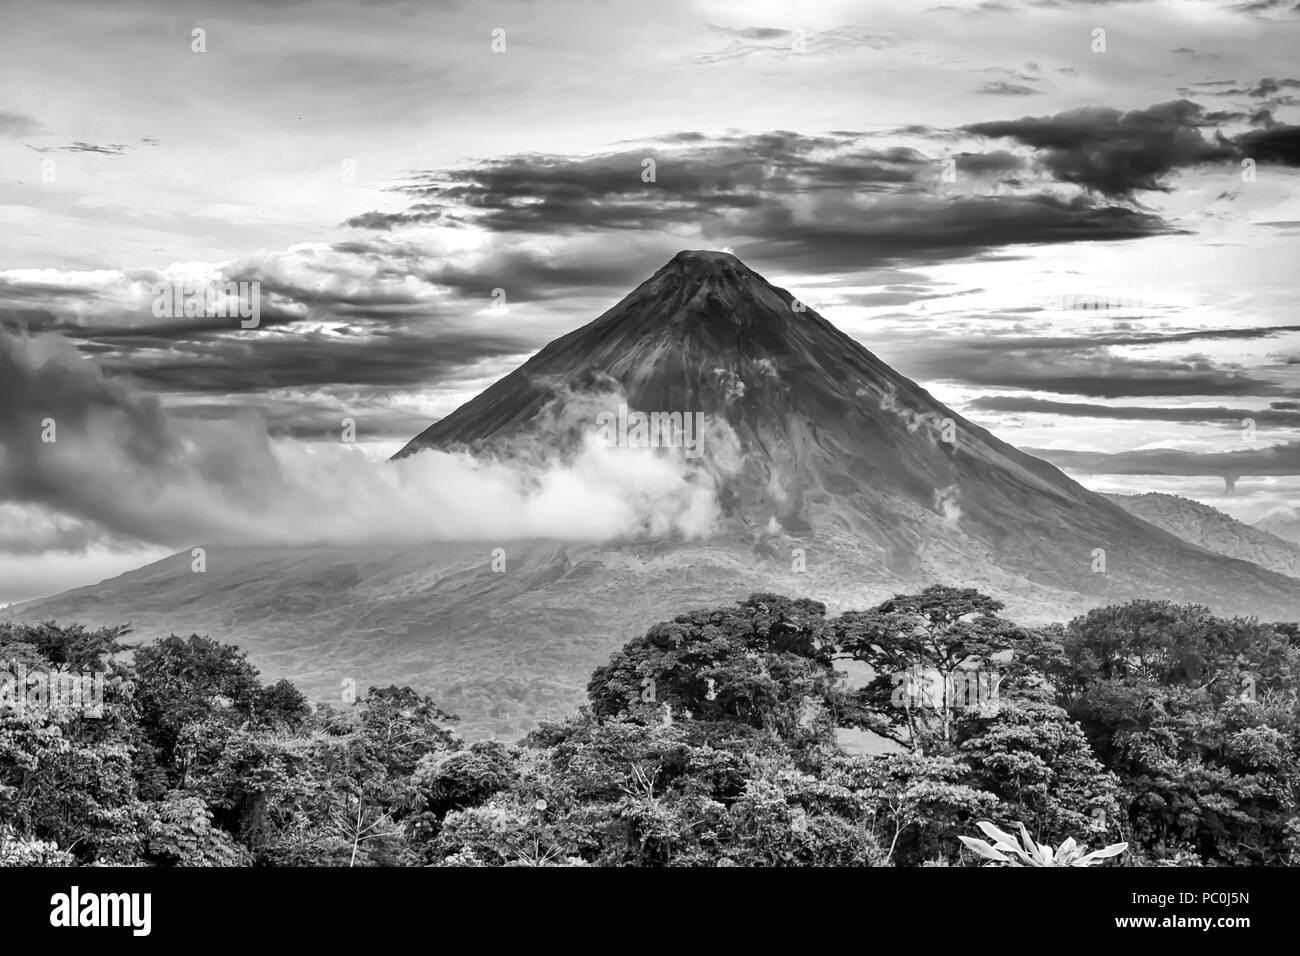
[[2, 587, 1297, 866]]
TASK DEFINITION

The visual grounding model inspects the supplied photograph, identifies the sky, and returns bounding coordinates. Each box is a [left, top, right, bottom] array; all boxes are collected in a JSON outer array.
[[1, 0, 1299, 603]]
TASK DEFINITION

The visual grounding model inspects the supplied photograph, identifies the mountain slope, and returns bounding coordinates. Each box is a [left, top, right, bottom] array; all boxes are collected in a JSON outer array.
[[394, 250, 1300, 616], [1107, 492, 1300, 581]]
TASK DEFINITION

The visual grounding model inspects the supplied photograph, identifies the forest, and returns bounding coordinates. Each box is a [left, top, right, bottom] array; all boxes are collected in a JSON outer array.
[[1, 586, 1297, 867]]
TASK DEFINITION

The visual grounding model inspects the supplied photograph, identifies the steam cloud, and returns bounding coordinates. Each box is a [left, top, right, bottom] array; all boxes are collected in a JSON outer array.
[[0, 331, 727, 551]]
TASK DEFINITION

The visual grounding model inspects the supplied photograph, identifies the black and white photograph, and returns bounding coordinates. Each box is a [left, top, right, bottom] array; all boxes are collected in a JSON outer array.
[[0, 0, 1296, 932]]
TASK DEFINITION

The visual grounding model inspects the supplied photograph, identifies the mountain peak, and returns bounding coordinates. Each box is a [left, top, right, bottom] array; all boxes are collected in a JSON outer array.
[[651, 249, 765, 297], [667, 249, 746, 269], [618, 249, 794, 338]]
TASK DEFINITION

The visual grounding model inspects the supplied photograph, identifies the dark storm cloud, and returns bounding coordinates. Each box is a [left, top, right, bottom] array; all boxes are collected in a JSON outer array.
[[728, 194, 1174, 271], [378, 132, 931, 234], [963, 100, 1238, 197], [1235, 123, 1300, 165], [1027, 442, 1300, 477], [345, 129, 1172, 275], [967, 395, 1300, 426]]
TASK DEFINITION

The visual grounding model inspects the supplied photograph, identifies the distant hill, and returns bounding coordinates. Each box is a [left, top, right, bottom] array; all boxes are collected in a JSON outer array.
[[1254, 506, 1300, 546], [1107, 492, 1300, 584]]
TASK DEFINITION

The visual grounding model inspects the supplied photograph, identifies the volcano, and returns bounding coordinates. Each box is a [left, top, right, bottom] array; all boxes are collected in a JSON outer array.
[[8, 251, 1299, 739], [394, 250, 1300, 610]]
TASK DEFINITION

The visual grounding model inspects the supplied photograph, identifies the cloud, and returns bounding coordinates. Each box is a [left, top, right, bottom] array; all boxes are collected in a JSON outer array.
[[0, 110, 42, 137], [345, 131, 1169, 272], [0, 330, 729, 550], [1028, 442, 1300, 478], [959, 94, 1299, 183], [891, 337, 1288, 398], [963, 99, 1239, 197], [379, 132, 933, 234], [729, 194, 1173, 270], [1235, 123, 1300, 165], [967, 396, 1300, 426], [1230, 0, 1300, 18], [27, 142, 128, 155], [1249, 76, 1300, 96], [974, 81, 1039, 96], [954, 150, 1026, 174], [0, 246, 544, 396], [342, 209, 443, 231]]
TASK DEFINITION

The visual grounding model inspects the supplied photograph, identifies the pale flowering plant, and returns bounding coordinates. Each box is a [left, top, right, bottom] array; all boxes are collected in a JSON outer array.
[[959, 821, 1128, 867]]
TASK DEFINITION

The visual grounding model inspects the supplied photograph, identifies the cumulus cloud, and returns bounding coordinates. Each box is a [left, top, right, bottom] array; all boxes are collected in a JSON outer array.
[[0, 331, 729, 550]]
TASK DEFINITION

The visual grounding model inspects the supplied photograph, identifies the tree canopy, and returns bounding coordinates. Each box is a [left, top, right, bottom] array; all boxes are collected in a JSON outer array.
[[2, 587, 1296, 867]]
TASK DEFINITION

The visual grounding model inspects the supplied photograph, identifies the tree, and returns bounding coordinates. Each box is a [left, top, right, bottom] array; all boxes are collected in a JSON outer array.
[[133, 634, 265, 778], [1043, 601, 1300, 865], [587, 593, 844, 749], [954, 697, 1121, 847], [834, 586, 1024, 747]]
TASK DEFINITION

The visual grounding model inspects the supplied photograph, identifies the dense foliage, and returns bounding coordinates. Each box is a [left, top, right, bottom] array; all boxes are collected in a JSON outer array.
[[2, 587, 1297, 866]]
